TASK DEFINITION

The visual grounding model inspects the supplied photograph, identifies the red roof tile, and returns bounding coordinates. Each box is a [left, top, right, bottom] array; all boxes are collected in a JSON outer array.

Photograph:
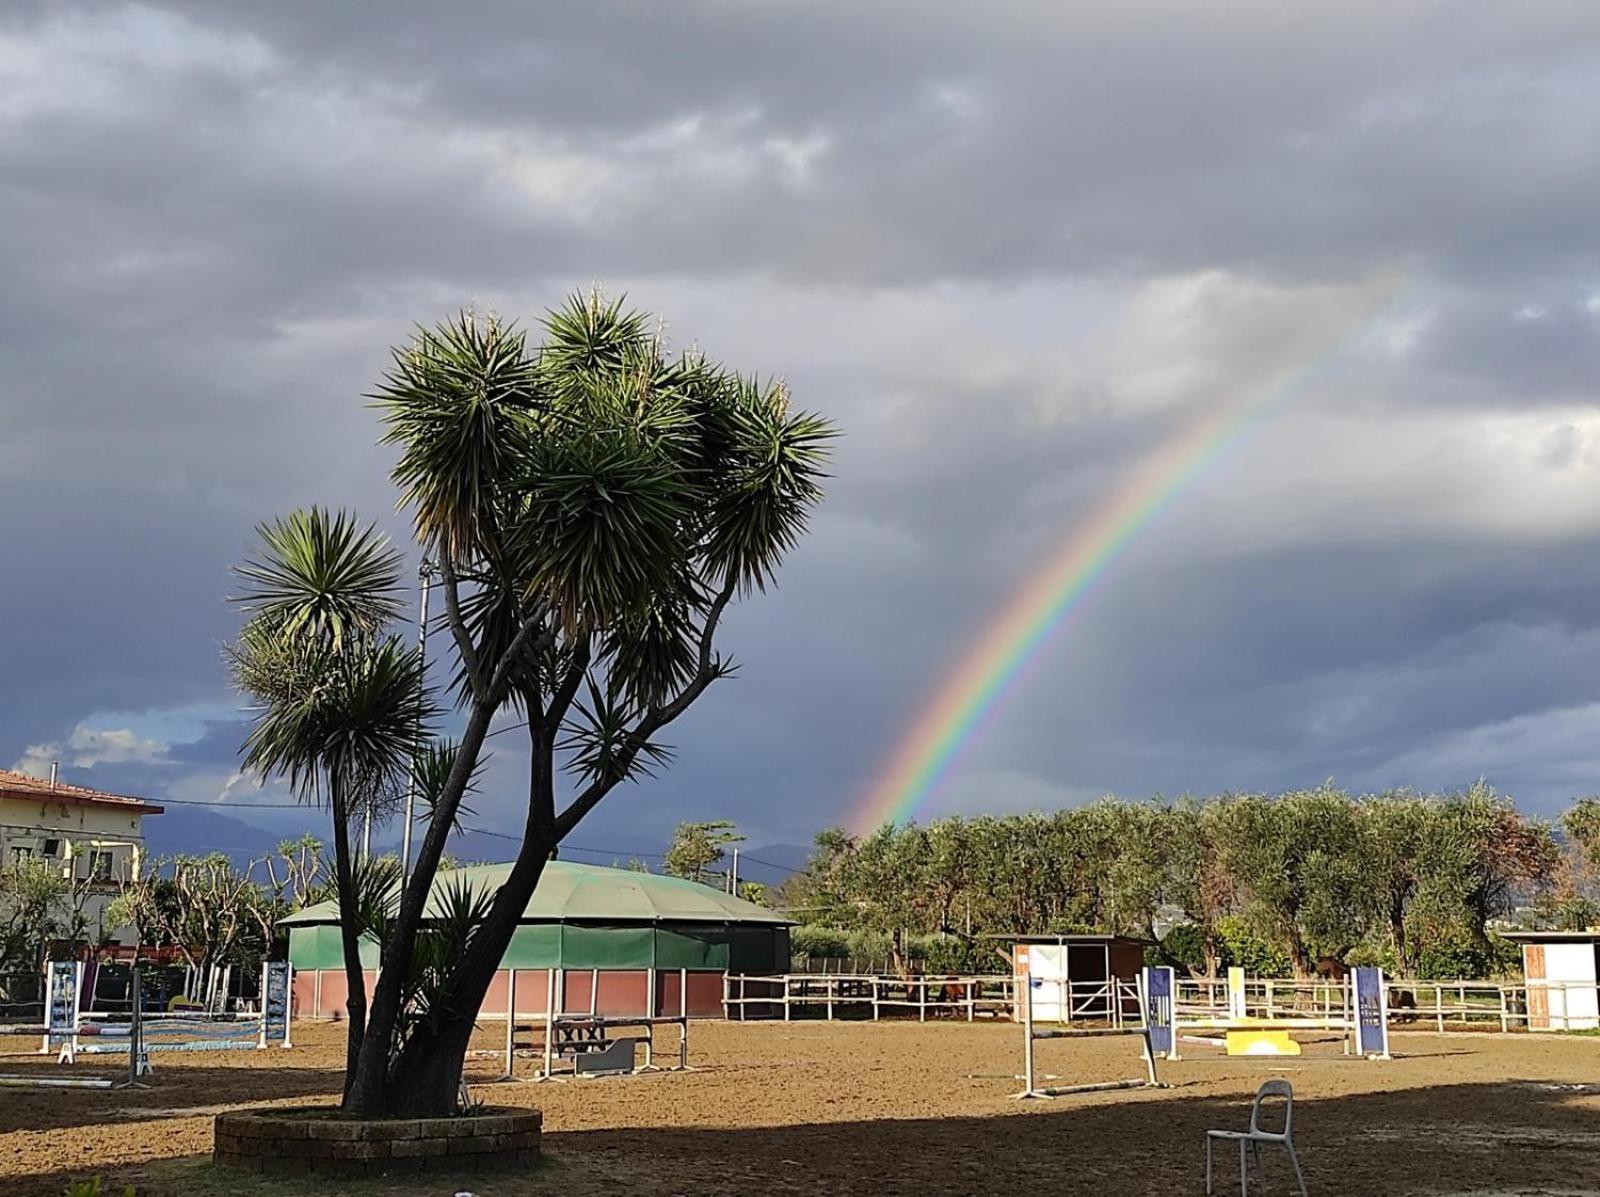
[[0, 769, 164, 815]]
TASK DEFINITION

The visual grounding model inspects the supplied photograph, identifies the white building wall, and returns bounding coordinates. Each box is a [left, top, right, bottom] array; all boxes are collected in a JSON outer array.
[[1538, 942, 1599, 1031], [0, 795, 152, 946]]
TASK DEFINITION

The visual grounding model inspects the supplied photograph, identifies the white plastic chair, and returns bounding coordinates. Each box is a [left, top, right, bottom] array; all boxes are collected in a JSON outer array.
[[1205, 1078, 1307, 1196]]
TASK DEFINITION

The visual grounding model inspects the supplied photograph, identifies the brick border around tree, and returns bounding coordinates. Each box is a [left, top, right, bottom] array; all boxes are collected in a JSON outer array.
[[214, 1107, 541, 1177]]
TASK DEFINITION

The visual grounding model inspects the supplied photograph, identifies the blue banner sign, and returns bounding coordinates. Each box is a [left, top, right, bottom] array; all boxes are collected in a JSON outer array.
[[1353, 966, 1390, 1058], [1142, 965, 1174, 1057]]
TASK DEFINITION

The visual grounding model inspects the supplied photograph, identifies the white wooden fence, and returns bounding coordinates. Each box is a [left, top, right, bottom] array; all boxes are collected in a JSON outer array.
[[725, 972, 1600, 1032], [723, 973, 1016, 1021]]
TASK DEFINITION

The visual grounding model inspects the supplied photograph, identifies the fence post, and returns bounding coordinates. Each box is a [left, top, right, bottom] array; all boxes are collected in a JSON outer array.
[[1021, 977, 1035, 1097], [543, 969, 557, 1080], [503, 968, 516, 1080]]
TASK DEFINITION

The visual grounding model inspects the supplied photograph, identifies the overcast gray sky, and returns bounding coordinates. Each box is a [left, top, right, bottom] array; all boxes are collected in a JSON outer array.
[[4, 2, 1600, 855]]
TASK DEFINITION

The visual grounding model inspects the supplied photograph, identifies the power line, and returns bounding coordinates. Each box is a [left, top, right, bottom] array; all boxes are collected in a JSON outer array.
[[148, 797, 307, 809], [143, 798, 808, 875]]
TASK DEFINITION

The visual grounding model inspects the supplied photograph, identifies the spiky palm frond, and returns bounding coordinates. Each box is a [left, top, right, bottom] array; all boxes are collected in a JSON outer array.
[[233, 508, 405, 652], [596, 566, 704, 707], [557, 679, 675, 786], [236, 633, 436, 817], [374, 311, 541, 560], [538, 290, 653, 379], [348, 854, 403, 942], [512, 426, 691, 630], [698, 378, 834, 593], [396, 874, 496, 1042], [411, 739, 481, 835]]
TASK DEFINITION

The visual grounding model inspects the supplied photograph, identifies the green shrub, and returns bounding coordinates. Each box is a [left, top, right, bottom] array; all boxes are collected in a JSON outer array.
[[64, 1180, 134, 1197], [790, 924, 849, 960], [1411, 929, 1521, 980], [1150, 924, 1208, 973], [1344, 942, 1397, 973], [845, 928, 892, 965], [913, 935, 1001, 975], [1215, 917, 1293, 976]]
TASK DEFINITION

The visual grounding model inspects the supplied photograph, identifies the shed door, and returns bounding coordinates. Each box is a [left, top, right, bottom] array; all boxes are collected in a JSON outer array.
[[1525, 945, 1547, 1031]]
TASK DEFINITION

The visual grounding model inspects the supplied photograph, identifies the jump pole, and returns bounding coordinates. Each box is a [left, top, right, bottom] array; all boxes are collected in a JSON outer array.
[[1018, 970, 1163, 1099], [541, 969, 558, 1081], [115, 967, 151, 1089], [679, 967, 689, 1071], [501, 968, 516, 1081]]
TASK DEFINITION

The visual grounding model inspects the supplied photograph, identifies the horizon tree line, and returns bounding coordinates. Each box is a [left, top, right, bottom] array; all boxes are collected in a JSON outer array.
[[771, 783, 1600, 981]]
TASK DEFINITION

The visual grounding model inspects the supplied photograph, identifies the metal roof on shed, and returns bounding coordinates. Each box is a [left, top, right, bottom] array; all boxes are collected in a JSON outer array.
[[1499, 930, 1600, 943], [280, 859, 792, 927]]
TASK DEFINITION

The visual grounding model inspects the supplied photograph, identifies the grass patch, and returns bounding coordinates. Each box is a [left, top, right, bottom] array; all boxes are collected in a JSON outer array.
[[122, 1152, 558, 1197]]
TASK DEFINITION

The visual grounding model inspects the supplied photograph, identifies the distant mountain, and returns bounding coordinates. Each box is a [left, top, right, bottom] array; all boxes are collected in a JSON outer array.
[[143, 807, 282, 868], [734, 843, 812, 886], [140, 815, 818, 886]]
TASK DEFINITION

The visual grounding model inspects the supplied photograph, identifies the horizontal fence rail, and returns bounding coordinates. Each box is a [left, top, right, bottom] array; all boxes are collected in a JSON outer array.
[[724, 972, 1600, 1034], [723, 973, 1016, 1022]]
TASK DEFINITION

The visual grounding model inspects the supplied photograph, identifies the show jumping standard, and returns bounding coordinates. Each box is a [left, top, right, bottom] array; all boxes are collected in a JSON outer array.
[[48, 960, 292, 1071], [1017, 967, 1171, 1098], [494, 966, 691, 1083], [1168, 966, 1391, 1061]]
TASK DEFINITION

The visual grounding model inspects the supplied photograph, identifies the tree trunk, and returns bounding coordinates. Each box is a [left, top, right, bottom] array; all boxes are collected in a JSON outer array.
[[383, 840, 557, 1116], [329, 794, 366, 1098], [343, 702, 497, 1115], [1390, 913, 1407, 974]]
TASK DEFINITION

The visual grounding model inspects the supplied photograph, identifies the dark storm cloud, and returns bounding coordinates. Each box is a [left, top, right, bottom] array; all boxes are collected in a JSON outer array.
[[3, 2, 1600, 849]]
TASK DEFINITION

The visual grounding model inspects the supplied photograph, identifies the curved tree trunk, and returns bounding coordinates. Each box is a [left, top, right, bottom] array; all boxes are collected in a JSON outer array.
[[329, 790, 366, 1099], [343, 703, 498, 1116], [383, 844, 555, 1117]]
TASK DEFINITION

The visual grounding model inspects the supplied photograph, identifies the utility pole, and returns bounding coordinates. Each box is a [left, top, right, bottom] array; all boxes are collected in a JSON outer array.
[[728, 847, 739, 897], [400, 558, 438, 890]]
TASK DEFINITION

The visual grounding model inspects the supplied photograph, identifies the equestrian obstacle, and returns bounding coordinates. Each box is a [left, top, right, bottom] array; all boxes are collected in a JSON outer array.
[[1017, 966, 1169, 1098], [1169, 965, 1391, 1060], [47, 960, 292, 1072], [492, 967, 691, 1082]]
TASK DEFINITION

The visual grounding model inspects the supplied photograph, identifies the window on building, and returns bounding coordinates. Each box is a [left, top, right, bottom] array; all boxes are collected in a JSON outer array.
[[88, 850, 114, 882], [41, 839, 60, 858], [10, 846, 34, 864]]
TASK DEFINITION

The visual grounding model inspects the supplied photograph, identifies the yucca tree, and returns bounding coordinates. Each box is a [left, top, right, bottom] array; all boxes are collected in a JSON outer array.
[[230, 509, 435, 1091], [237, 292, 832, 1117]]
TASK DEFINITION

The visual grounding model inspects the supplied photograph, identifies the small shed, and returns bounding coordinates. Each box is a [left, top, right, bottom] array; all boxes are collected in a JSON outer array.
[[1007, 933, 1147, 1022], [281, 860, 792, 1021], [1502, 930, 1600, 1031]]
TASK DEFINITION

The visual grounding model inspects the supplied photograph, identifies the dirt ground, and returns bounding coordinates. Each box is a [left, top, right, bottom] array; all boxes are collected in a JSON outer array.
[[3, 1019, 1598, 1196]]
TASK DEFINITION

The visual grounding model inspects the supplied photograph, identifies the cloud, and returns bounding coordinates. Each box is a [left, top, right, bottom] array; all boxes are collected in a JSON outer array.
[[14, 725, 169, 776], [3, 1, 1600, 847]]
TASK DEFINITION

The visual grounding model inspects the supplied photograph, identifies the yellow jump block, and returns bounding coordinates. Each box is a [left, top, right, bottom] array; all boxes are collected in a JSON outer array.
[[1225, 1029, 1301, 1056]]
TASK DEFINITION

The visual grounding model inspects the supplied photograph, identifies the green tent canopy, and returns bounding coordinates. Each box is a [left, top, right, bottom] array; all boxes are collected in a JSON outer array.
[[282, 860, 791, 973]]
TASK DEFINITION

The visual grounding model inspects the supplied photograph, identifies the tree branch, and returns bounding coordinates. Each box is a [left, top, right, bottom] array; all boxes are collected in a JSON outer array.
[[542, 638, 591, 749], [553, 575, 738, 840], [439, 557, 488, 700], [486, 611, 555, 699], [656, 575, 739, 724]]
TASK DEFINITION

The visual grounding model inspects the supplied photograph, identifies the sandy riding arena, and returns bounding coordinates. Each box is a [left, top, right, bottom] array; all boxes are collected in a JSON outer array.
[[3, 1021, 1598, 1196]]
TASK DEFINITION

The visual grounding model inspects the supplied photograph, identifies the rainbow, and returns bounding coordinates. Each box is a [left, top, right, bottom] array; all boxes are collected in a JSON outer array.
[[852, 282, 1406, 835]]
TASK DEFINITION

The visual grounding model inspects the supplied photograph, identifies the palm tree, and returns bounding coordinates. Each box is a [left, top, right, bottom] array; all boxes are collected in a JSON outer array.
[[229, 509, 434, 1091], [236, 293, 832, 1117]]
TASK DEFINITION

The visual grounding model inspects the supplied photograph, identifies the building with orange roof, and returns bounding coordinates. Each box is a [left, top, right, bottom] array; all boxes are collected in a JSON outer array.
[[0, 766, 163, 944]]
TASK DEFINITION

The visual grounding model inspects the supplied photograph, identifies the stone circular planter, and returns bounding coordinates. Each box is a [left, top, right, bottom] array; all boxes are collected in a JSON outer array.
[[214, 1106, 541, 1177]]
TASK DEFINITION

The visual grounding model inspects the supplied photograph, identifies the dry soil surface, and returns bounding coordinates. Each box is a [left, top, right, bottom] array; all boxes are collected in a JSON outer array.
[[3, 1020, 1598, 1196]]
